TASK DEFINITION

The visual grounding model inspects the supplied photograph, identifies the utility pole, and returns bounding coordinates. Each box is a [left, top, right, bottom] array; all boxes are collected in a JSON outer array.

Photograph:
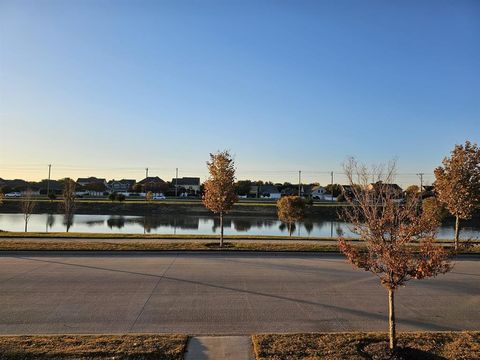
[[46, 164, 51, 199], [145, 167, 149, 179], [175, 168, 179, 197], [298, 170, 302, 197], [330, 171, 334, 202], [416, 173, 424, 192]]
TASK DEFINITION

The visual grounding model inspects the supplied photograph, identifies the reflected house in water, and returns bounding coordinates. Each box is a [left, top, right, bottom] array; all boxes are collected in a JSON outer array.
[[107, 216, 126, 229], [1, 213, 477, 239], [102, 215, 203, 233], [211, 217, 278, 233]]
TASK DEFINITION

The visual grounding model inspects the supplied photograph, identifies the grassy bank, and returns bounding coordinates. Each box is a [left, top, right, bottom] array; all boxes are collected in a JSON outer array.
[[0, 334, 187, 360], [0, 239, 477, 253], [1, 198, 346, 206], [0, 231, 477, 245], [0, 199, 344, 218], [253, 331, 480, 360], [0, 240, 341, 252], [0, 231, 345, 241]]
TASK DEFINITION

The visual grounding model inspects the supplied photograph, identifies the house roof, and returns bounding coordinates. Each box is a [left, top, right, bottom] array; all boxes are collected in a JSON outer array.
[[108, 179, 136, 185], [138, 176, 166, 184], [368, 182, 403, 192], [76, 177, 106, 184], [259, 185, 280, 194], [172, 177, 200, 186]]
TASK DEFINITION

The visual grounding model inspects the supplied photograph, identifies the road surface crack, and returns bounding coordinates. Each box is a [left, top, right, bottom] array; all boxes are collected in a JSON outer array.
[[128, 254, 178, 332]]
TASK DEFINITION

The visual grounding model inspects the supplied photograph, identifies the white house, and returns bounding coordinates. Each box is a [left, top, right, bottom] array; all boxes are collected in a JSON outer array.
[[258, 185, 281, 199], [311, 186, 335, 201]]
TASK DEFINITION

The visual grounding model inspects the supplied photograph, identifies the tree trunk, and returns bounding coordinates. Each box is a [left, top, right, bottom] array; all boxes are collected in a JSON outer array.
[[220, 212, 224, 247], [288, 222, 292, 237], [454, 215, 460, 250], [24, 220, 28, 232], [388, 288, 396, 350]]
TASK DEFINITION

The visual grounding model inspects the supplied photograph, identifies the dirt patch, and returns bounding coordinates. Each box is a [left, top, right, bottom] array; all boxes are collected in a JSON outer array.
[[0, 334, 187, 360], [253, 332, 480, 360]]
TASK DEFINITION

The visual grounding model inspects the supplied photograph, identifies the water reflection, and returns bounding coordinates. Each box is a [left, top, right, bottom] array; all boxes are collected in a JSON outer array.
[[45, 214, 55, 232], [63, 214, 74, 232], [0, 213, 478, 239]]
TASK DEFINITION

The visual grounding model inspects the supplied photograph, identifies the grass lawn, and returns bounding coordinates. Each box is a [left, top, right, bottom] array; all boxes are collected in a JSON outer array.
[[0, 239, 477, 253], [253, 332, 480, 360], [1, 198, 349, 207], [0, 231, 342, 241], [0, 240, 341, 252], [0, 334, 187, 360]]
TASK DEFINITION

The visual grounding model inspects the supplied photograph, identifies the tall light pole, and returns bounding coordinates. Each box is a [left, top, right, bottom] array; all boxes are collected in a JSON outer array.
[[298, 170, 302, 197], [416, 173, 424, 192], [47, 164, 52, 199], [330, 171, 334, 202], [175, 168, 179, 197]]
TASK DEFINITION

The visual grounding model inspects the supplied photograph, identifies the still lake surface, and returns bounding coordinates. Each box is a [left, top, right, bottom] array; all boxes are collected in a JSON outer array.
[[0, 213, 479, 239]]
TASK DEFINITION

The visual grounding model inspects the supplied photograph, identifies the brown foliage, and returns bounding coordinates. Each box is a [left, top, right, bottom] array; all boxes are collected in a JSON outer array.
[[421, 197, 448, 224], [202, 151, 237, 214], [338, 158, 453, 349], [434, 141, 480, 220], [277, 196, 305, 235], [404, 184, 419, 196], [434, 141, 480, 248], [339, 159, 452, 290], [145, 191, 153, 202], [202, 151, 237, 246]]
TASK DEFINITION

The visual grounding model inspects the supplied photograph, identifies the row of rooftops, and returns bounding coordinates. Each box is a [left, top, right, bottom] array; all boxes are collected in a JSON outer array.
[[0, 176, 201, 192], [0, 176, 430, 195], [76, 176, 201, 186]]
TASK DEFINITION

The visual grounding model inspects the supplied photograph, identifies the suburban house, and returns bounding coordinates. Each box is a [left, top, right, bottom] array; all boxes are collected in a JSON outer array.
[[300, 184, 313, 197], [367, 182, 403, 198], [37, 179, 63, 195], [107, 179, 136, 193], [171, 177, 201, 194], [311, 185, 326, 199], [0, 179, 31, 193], [137, 176, 168, 193], [76, 177, 107, 187], [280, 187, 298, 197], [250, 185, 281, 199]]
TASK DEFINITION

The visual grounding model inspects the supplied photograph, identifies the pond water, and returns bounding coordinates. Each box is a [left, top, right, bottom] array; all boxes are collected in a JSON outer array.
[[0, 213, 479, 239]]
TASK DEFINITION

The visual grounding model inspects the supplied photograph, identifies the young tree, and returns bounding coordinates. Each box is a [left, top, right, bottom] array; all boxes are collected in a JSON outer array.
[[145, 191, 153, 202], [434, 141, 480, 250], [404, 184, 420, 197], [203, 151, 238, 247], [21, 189, 36, 232], [235, 180, 252, 196], [325, 183, 342, 197], [422, 197, 448, 224], [338, 158, 453, 351], [61, 178, 76, 232], [276, 196, 305, 236]]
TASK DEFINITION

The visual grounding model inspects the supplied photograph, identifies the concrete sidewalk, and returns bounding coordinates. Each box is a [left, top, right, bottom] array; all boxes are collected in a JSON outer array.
[[185, 336, 254, 360]]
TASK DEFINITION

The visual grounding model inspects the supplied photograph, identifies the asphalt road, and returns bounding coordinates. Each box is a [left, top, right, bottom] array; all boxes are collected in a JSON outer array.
[[0, 252, 478, 335]]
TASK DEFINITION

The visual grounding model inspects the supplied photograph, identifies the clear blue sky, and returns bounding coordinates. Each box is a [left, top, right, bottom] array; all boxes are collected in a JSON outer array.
[[1, 0, 479, 186]]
